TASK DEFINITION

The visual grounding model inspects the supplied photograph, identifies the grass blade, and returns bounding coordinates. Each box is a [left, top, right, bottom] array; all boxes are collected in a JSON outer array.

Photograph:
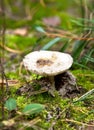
[[41, 37, 61, 50], [60, 40, 70, 52], [80, 49, 94, 65], [36, 26, 45, 33], [73, 89, 94, 103], [72, 39, 88, 60], [73, 61, 89, 69]]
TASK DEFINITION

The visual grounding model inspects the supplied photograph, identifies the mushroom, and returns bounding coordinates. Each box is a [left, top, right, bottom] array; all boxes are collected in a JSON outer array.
[[23, 50, 73, 96]]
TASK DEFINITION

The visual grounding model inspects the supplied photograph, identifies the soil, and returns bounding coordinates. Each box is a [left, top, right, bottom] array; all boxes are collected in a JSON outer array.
[[16, 71, 86, 98]]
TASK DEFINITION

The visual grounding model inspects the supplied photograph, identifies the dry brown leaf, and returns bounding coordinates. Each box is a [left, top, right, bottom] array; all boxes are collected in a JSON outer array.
[[2, 119, 15, 126], [13, 28, 28, 36], [42, 16, 61, 27]]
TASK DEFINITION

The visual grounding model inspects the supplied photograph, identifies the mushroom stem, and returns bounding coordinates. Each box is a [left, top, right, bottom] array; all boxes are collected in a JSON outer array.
[[48, 76, 56, 97]]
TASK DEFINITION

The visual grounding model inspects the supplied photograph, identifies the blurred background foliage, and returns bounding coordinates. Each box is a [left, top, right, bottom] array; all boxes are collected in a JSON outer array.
[[0, 0, 94, 70]]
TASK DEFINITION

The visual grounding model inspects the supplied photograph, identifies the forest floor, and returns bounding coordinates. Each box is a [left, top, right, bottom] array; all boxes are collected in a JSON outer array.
[[0, 1, 94, 129]]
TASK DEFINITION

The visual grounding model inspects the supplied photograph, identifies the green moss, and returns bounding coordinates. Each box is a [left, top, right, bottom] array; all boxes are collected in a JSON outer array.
[[72, 69, 94, 90], [6, 35, 36, 51], [1, 67, 94, 129], [16, 96, 31, 109]]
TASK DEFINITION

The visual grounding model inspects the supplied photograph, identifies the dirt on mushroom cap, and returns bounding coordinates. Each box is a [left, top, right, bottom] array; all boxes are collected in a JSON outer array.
[[36, 58, 54, 68], [23, 51, 73, 76]]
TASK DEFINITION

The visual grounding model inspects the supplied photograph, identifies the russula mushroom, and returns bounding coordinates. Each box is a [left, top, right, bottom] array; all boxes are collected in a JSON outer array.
[[23, 50, 73, 96]]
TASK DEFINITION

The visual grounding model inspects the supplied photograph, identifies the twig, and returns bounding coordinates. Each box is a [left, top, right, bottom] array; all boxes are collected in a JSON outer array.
[[0, 0, 6, 120], [0, 42, 23, 54], [46, 32, 94, 40], [62, 118, 94, 127], [43, 27, 94, 41], [0, 79, 19, 86]]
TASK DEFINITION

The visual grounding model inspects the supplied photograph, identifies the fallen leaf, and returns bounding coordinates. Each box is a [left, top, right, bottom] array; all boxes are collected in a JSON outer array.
[[13, 28, 28, 36], [2, 119, 15, 126], [42, 16, 61, 27]]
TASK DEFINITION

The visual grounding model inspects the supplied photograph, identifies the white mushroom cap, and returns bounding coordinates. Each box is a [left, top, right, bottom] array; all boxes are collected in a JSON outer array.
[[23, 51, 73, 76]]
